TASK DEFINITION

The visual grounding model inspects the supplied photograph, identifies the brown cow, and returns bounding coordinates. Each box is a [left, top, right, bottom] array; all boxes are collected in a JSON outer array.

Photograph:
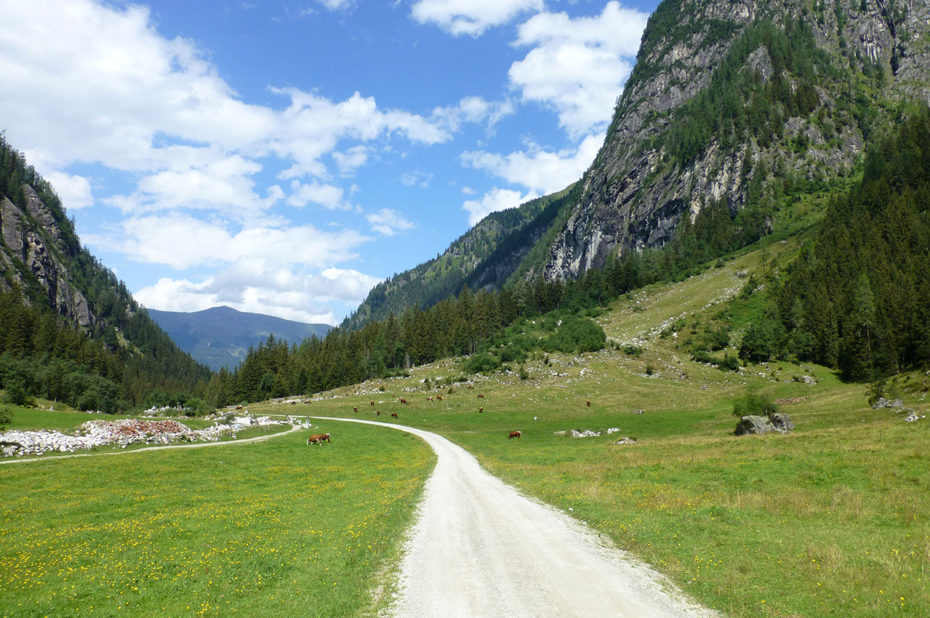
[[391, 411, 399, 419], [399, 398, 408, 405], [586, 400, 591, 408], [370, 401, 375, 406], [477, 394, 485, 399], [436, 395, 443, 401], [307, 433, 331, 445], [478, 407, 483, 413], [353, 407, 358, 413], [508, 430, 521, 439], [376, 410, 381, 417]]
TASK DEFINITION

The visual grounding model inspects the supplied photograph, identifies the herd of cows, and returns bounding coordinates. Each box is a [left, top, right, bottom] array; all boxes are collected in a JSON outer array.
[[309, 393, 527, 445]]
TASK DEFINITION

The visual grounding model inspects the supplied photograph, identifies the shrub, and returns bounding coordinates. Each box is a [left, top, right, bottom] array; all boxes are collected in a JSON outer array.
[[0, 404, 12, 428], [464, 353, 500, 374], [719, 353, 741, 371], [732, 393, 778, 418]]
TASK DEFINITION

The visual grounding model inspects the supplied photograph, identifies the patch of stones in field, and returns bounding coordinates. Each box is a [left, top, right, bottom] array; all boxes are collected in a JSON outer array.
[[0, 415, 289, 457], [871, 397, 927, 423]]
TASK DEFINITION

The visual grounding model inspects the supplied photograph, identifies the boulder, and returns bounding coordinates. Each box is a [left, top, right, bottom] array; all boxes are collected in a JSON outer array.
[[735, 413, 794, 436], [769, 413, 794, 432]]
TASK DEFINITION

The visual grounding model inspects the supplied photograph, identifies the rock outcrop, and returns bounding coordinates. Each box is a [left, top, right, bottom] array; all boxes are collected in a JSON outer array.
[[540, 0, 930, 280], [0, 187, 94, 327]]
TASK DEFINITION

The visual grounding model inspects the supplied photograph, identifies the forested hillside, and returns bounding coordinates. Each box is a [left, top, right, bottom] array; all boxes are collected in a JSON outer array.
[[0, 136, 210, 412], [741, 107, 930, 379], [343, 0, 930, 331], [342, 185, 575, 330]]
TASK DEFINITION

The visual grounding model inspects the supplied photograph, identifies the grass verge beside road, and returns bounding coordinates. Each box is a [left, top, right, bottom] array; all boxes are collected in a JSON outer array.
[[0, 421, 434, 616]]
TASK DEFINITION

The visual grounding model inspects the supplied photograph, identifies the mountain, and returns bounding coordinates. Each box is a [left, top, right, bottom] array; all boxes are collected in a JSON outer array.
[[0, 135, 211, 412], [341, 186, 574, 330], [148, 306, 332, 371], [347, 0, 930, 329]]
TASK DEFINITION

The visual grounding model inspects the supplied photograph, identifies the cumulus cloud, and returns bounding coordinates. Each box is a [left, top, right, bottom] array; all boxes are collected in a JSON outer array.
[[44, 171, 94, 210], [367, 208, 416, 236], [463, 187, 538, 226], [100, 214, 369, 270], [431, 96, 515, 133], [287, 181, 350, 210], [411, 0, 544, 36], [462, 134, 603, 195], [509, 2, 649, 138], [134, 266, 381, 325]]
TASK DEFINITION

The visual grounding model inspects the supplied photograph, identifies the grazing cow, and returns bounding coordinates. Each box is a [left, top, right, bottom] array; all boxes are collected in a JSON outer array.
[[307, 433, 331, 445], [399, 398, 408, 405], [436, 395, 443, 401], [467, 385, 474, 389], [353, 407, 358, 413], [479, 407, 483, 413], [370, 401, 375, 406], [426, 397, 433, 401], [376, 410, 381, 417], [508, 431, 522, 439], [586, 400, 591, 408], [235, 405, 243, 410], [477, 394, 485, 399], [391, 411, 399, 419]]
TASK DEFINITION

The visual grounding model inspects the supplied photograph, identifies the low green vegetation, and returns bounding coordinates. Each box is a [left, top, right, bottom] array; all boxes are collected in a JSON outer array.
[[0, 421, 434, 616], [287, 243, 929, 617]]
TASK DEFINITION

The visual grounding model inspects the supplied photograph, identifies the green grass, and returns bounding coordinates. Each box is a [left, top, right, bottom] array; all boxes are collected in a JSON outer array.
[[0, 421, 434, 617], [5, 242, 929, 616], [290, 244, 930, 616]]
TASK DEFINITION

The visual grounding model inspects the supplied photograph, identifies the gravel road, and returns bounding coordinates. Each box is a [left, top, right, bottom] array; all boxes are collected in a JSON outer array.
[[314, 417, 715, 618]]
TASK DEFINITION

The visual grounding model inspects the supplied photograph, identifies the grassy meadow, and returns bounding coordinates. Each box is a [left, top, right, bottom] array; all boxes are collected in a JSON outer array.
[[272, 242, 930, 617], [0, 420, 433, 616], [3, 240, 929, 616]]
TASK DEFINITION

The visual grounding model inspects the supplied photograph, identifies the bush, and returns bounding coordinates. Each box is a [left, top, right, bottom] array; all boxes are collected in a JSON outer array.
[[464, 353, 500, 374], [719, 353, 741, 371], [732, 393, 778, 418], [0, 404, 12, 428]]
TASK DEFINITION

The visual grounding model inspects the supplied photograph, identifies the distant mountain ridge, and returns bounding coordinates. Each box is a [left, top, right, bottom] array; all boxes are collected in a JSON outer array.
[[148, 306, 331, 371]]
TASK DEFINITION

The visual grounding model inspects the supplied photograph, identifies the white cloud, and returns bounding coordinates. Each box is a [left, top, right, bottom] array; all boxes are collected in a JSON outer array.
[[287, 181, 350, 210], [411, 0, 544, 36], [99, 214, 369, 270], [462, 133, 603, 194], [134, 266, 381, 325], [44, 171, 94, 210], [333, 145, 369, 176], [463, 187, 538, 226], [509, 2, 649, 138], [316, 0, 356, 11], [400, 171, 433, 187], [431, 96, 515, 133], [367, 208, 416, 236], [0, 1, 453, 199]]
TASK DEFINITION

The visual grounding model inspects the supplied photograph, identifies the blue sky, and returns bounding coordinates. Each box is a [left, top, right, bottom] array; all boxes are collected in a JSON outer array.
[[0, 0, 657, 324]]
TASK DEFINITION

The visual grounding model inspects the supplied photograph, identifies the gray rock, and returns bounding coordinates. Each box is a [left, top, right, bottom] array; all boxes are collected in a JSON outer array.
[[734, 415, 775, 435], [769, 413, 794, 432]]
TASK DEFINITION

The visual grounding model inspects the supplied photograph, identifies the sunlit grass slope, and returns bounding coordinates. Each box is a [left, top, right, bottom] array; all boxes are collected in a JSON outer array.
[[0, 421, 433, 617], [289, 240, 930, 617]]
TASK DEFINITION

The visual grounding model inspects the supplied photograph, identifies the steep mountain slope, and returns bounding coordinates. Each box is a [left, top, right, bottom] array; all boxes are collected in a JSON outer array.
[[342, 185, 574, 330], [345, 0, 930, 329], [0, 136, 210, 411], [540, 0, 930, 279], [148, 306, 331, 371]]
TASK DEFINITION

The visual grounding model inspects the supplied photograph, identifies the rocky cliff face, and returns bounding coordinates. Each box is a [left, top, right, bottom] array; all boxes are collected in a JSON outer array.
[[0, 185, 94, 327], [539, 0, 930, 280]]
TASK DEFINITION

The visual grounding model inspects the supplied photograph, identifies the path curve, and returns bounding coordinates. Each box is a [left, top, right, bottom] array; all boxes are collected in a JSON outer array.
[[0, 424, 303, 466], [313, 416, 715, 618]]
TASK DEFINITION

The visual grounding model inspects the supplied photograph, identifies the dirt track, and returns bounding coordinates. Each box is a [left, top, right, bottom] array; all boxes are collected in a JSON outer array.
[[314, 417, 715, 617]]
